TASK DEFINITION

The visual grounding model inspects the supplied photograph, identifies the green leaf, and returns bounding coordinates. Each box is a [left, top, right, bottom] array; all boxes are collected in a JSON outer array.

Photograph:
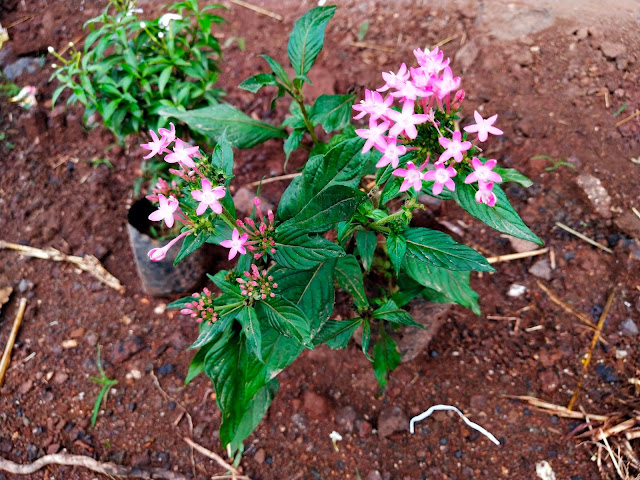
[[273, 230, 344, 270], [158, 66, 173, 95], [283, 129, 304, 166], [185, 344, 210, 385], [403, 256, 480, 315], [494, 167, 533, 188], [261, 54, 292, 88], [372, 330, 401, 387], [453, 177, 542, 245], [174, 233, 207, 265], [386, 231, 406, 276], [276, 174, 303, 222], [208, 271, 243, 298], [270, 259, 336, 340], [158, 104, 286, 149], [237, 306, 263, 362], [167, 295, 196, 309], [335, 255, 368, 310], [255, 296, 311, 345], [287, 6, 336, 76], [355, 230, 377, 272], [211, 129, 234, 176], [238, 73, 279, 93], [372, 299, 422, 328], [361, 319, 372, 361], [314, 318, 362, 349], [309, 94, 355, 133], [404, 227, 494, 272]]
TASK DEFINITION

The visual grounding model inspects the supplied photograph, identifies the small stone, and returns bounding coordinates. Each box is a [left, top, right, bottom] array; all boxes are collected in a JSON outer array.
[[536, 460, 556, 480], [529, 258, 552, 280], [157, 364, 174, 376], [19, 380, 33, 394], [615, 349, 628, 360], [254, 448, 266, 464], [513, 49, 534, 66], [53, 372, 69, 384], [154, 303, 166, 314], [132, 451, 151, 467], [600, 41, 626, 60], [470, 394, 487, 411], [335, 406, 357, 433], [85, 332, 99, 347], [614, 211, 640, 239], [69, 327, 85, 338], [507, 236, 540, 253], [61, 339, 78, 349], [575, 173, 612, 218], [302, 390, 329, 418], [507, 284, 526, 297], [17, 279, 34, 293], [111, 336, 145, 364], [595, 364, 617, 383], [377, 406, 408, 438], [357, 419, 372, 437], [621, 318, 639, 336], [454, 41, 479, 72], [26, 443, 43, 461], [574, 27, 589, 40], [539, 369, 559, 393], [46, 443, 60, 455], [3, 57, 44, 80]]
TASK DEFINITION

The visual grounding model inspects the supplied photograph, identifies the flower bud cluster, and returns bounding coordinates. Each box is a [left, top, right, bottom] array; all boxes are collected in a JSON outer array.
[[237, 265, 278, 301], [353, 47, 505, 206], [180, 287, 218, 324], [236, 197, 276, 260]]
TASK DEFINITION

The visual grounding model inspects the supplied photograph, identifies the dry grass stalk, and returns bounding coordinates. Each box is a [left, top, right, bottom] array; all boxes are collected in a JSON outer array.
[[228, 0, 282, 21], [536, 281, 596, 328], [183, 437, 251, 480], [486, 247, 549, 264], [351, 41, 397, 53], [0, 298, 27, 388], [0, 240, 124, 293], [246, 172, 301, 188], [555, 222, 614, 254], [615, 109, 640, 127]]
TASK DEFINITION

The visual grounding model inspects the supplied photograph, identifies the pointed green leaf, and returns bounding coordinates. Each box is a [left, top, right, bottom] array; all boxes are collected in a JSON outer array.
[[494, 167, 533, 188], [158, 66, 173, 94], [361, 319, 372, 361], [386, 231, 407, 276], [372, 331, 401, 387], [453, 177, 542, 244], [211, 129, 234, 176], [335, 254, 368, 309], [255, 296, 311, 345], [372, 299, 422, 328], [287, 6, 336, 76], [174, 233, 207, 265], [283, 129, 304, 166], [355, 230, 377, 272], [404, 227, 494, 272], [237, 306, 263, 362], [273, 230, 344, 270], [185, 344, 210, 385], [261, 54, 292, 88], [159, 104, 286, 149], [238, 73, 279, 93], [309, 94, 355, 133]]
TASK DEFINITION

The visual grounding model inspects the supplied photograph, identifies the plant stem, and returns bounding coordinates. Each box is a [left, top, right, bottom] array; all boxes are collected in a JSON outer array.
[[370, 209, 405, 227], [293, 96, 318, 145], [219, 209, 238, 231]]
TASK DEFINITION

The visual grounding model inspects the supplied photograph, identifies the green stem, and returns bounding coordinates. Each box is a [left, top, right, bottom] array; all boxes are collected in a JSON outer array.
[[219, 209, 238, 231], [293, 95, 318, 145], [370, 210, 405, 227]]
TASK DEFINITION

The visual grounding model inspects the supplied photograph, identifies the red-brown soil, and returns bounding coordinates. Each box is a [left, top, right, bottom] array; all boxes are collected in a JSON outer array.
[[1, 1, 639, 479]]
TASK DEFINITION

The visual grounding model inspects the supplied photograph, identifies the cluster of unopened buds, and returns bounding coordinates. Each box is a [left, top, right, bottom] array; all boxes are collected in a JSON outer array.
[[180, 287, 218, 324], [237, 265, 278, 301], [234, 198, 276, 260], [353, 47, 504, 206]]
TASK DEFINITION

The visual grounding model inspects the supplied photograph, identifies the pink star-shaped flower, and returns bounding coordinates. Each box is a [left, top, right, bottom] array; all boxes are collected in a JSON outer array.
[[392, 161, 424, 193], [438, 131, 472, 163], [475, 181, 497, 207], [413, 47, 450, 76], [158, 122, 176, 145], [387, 101, 429, 139], [423, 163, 457, 196], [464, 158, 503, 184], [148, 230, 190, 262], [432, 66, 461, 100], [390, 79, 430, 102], [463, 111, 503, 142], [375, 137, 407, 169], [141, 130, 169, 159], [355, 118, 390, 153], [377, 63, 410, 92], [352, 89, 394, 120], [165, 139, 199, 169], [191, 179, 226, 216], [220, 228, 248, 260], [148, 194, 179, 228]]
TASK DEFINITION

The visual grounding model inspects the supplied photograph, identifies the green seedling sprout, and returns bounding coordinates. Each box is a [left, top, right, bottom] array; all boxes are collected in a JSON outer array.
[[90, 345, 118, 427]]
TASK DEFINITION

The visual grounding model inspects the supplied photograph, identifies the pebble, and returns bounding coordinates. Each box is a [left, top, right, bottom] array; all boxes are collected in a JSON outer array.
[[529, 258, 552, 280], [615, 349, 628, 360], [377, 406, 408, 438], [157, 364, 174, 376], [335, 406, 357, 433], [454, 41, 479, 72], [356, 419, 373, 437], [53, 372, 69, 384], [575, 173, 612, 219], [111, 336, 145, 363], [302, 390, 329, 419], [69, 327, 85, 338], [154, 303, 166, 314], [365, 471, 383, 480], [254, 448, 266, 464], [508, 236, 540, 253], [507, 284, 526, 297], [3, 57, 44, 80], [538, 369, 559, 393], [621, 318, 638, 336], [595, 364, 617, 383], [17, 279, 34, 293], [536, 460, 556, 480], [600, 41, 626, 60], [19, 380, 33, 394], [61, 339, 78, 349]]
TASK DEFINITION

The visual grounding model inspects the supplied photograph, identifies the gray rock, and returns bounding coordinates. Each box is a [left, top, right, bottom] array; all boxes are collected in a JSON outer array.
[[454, 42, 479, 73], [3, 57, 44, 80], [600, 41, 626, 60], [365, 471, 383, 480], [481, 6, 554, 41], [377, 406, 408, 438], [507, 235, 540, 253], [529, 258, 552, 280], [621, 318, 638, 336], [575, 173, 612, 218], [17, 279, 34, 293]]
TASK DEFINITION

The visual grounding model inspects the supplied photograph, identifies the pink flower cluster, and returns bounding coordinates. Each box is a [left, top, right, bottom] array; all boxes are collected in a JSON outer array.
[[237, 264, 278, 301], [353, 47, 505, 206], [180, 287, 218, 324]]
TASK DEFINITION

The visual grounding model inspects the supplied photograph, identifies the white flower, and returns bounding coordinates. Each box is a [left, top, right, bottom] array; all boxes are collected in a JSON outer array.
[[126, 8, 144, 16], [159, 13, 182, 30], [329, 430, 342, 451]]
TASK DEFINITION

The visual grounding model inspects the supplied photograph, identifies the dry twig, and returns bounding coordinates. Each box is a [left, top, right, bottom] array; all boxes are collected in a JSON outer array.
[[555, 222, 613, 254], [183, 437, 251, 480], [567, 288, 616, 410], [246, 172, 301, 188], [486, 247, 549, 264], [615, 109, 640, 127], [0, 241, 124, 293], [228, 0, 282, 21], [0, 298, 27, 388], [536, 281, 596, 328], [0, 452, 189, 479], [431, 33, 461, 49], [350, 41, 396, 53]]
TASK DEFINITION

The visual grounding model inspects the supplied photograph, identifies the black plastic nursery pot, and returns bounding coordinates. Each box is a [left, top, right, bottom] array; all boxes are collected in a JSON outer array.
[[127, 198, 206, 297]]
